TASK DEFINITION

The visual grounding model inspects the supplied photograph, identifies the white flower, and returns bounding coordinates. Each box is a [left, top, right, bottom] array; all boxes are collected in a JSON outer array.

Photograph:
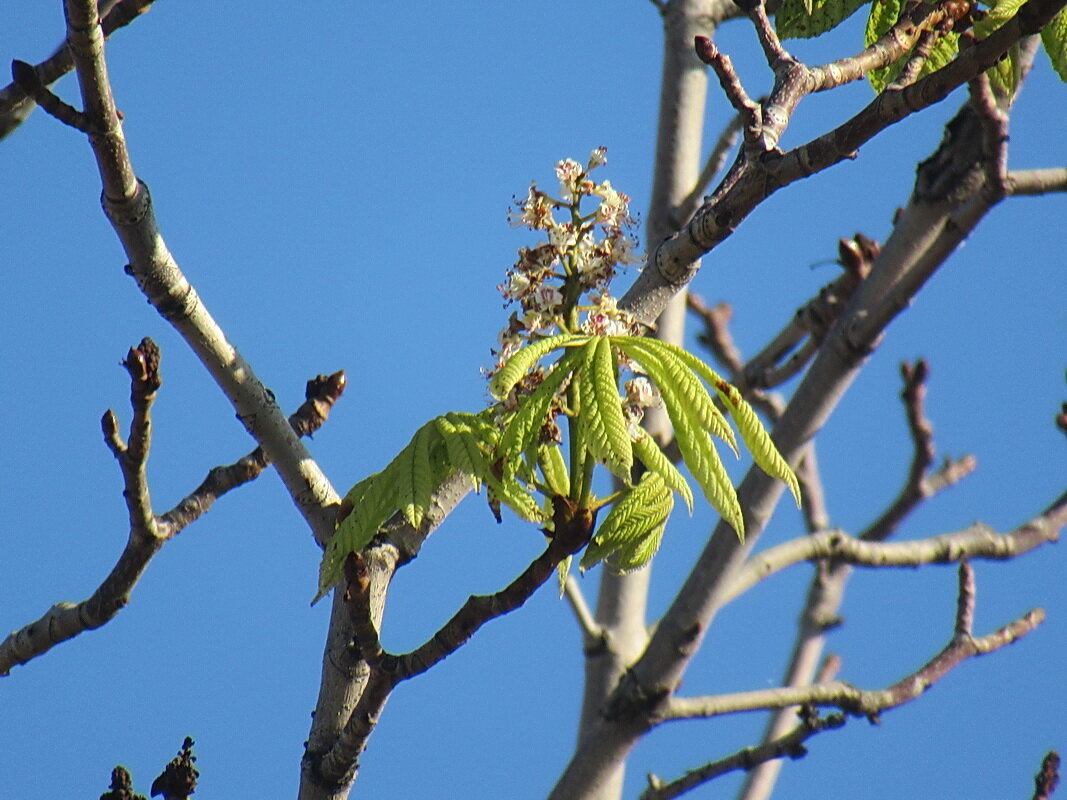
[[549, 223, 578, 255], [605, 231, 642, 266], [509, 184, 557, 230], [530, 284, 563, 312], [500, 272, 531, 301], [555, 158, 583, 200], [588, 146, 608, 170], [594, 181, 630, 227], [624, 377, 659, 408]]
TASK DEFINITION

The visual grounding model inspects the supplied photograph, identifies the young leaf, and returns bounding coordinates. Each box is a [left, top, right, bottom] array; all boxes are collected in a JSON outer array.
[[399, 420, 438, 529], [498, 346, 585, 470], [619, 337, 738, 454], [612, 340, 745, 537], [865, 0, 959, 92], [580, 472, 673, 571], [489, 333, 588, 400], [1043, 5, 1067, 81], [609, 520, 667, 574], [557, 555, 572, 599], [538, 442, 571, 498], [581, 336, 634, 481], [776, 0, 871, 40], [632, 431, 694, 513], [435, 415, 490, 487], [713, 380, 803, 508]]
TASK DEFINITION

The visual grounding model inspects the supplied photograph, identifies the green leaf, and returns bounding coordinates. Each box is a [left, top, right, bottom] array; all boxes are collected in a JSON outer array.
[[714, 381, 803, 508], [866, 0, 960, 92], [614, 339, 744, 537], [557, 555, 572, 598], [435, 415, 487, 486], [620, 337, 739, 454], [1043, 5, 1067, 81], [498, 346, 585, 471], [538, 442, 571, 498], [399, 421, 437, 529], [777, 0, 871, 40], [632, 430, 694, 513], [489, 333, 588, 400], [615, 337, 736, 452], [581, 337, 634, 481], [580, 472, 673, 571], [610, 521, 667, 574]]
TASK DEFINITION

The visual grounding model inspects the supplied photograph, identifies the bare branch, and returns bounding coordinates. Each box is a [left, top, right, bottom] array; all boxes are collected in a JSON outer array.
[[37, 0, 342, 544], [662, 597, 1044, 723], [860, 360, 976, 542], [1007, 168, 1067, 196], [311, 509, 597, 789], [565, 575, 606, 648], [0, 359, 345, 677], [641, 709, 846, 800], [674, 111, 744, 227], [725, 505, 1063, 604], [0, 0, 153, 139], [1033, 751, 1061, 800]]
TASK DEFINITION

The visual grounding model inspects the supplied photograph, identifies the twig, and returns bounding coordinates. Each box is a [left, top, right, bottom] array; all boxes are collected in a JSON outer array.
[[35, 0, 341, 544], [694, 39, 763, 149], [888, 28, 942, 90], [968, 65, 1010, 202], [313, 510, 597, 789], [0, 355, 345, 677], [0, 0, 153, 139], [565, 575, 606, 649], [1006, 168, 1067, 196], [860, 361, 976, 542], [1033, 751, 1061, 800], [667, 565, 1043, 724], [640, 709, 846, 800], [674, 111, 745, 228], [724, 503, 1064, 604]]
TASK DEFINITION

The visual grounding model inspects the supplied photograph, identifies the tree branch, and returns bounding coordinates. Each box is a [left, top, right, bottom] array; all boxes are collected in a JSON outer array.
[[1006, 168, 1067, 196], [27, 0, 342, 545], [310, 512, 596, 790], [0, 353, 345, 677], [1033, 751, 1061, 800], [724, 493, 1064, 604], [860, 360, 977, 542], [640, 708, 846, 800], [0, 0, 153, 139]]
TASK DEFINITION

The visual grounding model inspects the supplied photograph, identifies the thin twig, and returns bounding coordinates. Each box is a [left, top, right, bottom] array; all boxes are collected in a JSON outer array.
[[1006, 168, 1067, 196], [1033, 751, 1061, 800], [860, 361, 976, 542], [0, 359, 345, 677], [640, 709, 846, 800], [565, 575, 606, 649], [724, 503, 1063, 604]]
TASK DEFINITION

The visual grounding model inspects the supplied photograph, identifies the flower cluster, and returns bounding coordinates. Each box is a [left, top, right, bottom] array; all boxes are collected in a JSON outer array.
[[489, 148, 643, 377]]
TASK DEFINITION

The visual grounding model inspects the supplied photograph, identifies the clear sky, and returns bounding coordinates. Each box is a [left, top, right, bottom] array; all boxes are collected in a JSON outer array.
[[2, 2, 1064, 799]]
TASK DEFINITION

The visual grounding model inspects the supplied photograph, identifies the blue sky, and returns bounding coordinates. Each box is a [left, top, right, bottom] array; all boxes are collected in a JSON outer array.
[[2, 2, 1064, 799]]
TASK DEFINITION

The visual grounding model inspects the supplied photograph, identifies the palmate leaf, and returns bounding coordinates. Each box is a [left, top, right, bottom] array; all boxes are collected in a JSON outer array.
[[538, 442, 571, 498], [1043, 5, 1067, 81], [614, 338, 745, 537], [318, 409, 506, 601], [488, 333, 588, 400], [714, 382, 803, 507], [632, 431, 694, 513], [400, 421, 437, 529], [498, 345, 585, 472], [617, 337, 738, 454], [776, 0, 870, 40], [580, 472, 674, 572], [581, 336, 634, 482]]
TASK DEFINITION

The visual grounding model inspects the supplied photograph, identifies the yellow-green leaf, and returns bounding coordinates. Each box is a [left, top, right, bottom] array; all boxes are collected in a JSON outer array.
[[583, 337, 634, 481], [714, 381, 802, 507], [777, 0, 870, 40], [1043, 5, 1067, 81], [632, 430, 694, 514], [581, 472, 673, 571], [489, 334, 588, 400]]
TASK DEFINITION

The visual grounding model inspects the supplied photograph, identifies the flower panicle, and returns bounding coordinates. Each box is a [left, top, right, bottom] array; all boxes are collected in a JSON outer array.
[[489, 148, 644, 382]]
